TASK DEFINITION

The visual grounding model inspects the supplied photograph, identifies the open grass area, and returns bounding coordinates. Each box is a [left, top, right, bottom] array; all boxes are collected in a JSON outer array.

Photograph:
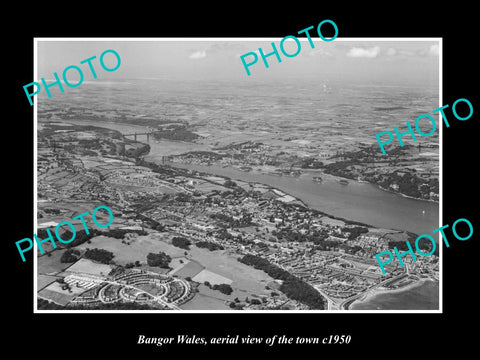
[[185, 247, 274, 297], [63, 258, 112, 276], [384, 231, 411, 242], [179, 284, 231, 310], [37, 249, 69, 275], [37, 274, 59, 291], [170, 259, 204, 278], [39, 281, 85, 306], [195, 181, 226, 192], [66, 233, 275, 309], [135, 283, 165, 296], [192, 269, 232, 285]]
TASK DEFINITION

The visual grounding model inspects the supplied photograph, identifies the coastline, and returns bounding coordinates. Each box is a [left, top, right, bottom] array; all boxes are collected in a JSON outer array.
[[60, 119, 439, 235], [320, 170, 438, 204], [348, 278, 438, 310]]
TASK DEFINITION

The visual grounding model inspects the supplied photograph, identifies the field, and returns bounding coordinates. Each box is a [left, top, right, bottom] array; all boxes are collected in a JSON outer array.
[[179, 292, 230, 310], [63, 258, 112, 276], [39, 281, 85, 306], [192, 269, 233, 285], [384, 231, 411, 242], [38, 200, 116, 227], [318, 216, 346, 227], [170, 259, 204, 278], [73, 233, 185, 266], [37, 274, 59, 291], [181, 247, 274, 298], [135, 283, 165, 296], [68, 231, 274, 308], [169, 257, 189, 271], [37, 248, 69, 275], [144, 140, 208, 159], [195, 181, 226, 192]]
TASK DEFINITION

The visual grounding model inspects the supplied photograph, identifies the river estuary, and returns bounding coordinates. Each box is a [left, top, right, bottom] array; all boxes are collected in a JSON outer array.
[[65, 119, 439, 236]]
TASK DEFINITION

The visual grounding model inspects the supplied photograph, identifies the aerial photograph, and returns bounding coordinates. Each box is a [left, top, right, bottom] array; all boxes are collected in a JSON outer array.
[[35, 39, 440, 311]]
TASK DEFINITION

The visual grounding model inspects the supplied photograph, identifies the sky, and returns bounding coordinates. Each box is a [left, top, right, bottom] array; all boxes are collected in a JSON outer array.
[[36, 39, 440, 87]]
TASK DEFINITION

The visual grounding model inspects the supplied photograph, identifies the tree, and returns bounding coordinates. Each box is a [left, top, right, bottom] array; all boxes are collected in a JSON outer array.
[[223, 179, 237, 188], [195, 241, 224, 251], [212, 284, 233, 295], [146, 252, 171, 268], [84, 248, 114, 264], [239, 254, 326, 309], [346, 226, 369, 240]]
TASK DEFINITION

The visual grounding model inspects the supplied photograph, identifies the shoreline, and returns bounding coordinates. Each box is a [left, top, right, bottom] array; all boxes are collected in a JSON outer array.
[[171, 157, 439, 205], [377, 184, 439, 204], [59, 118, 438, 206], [348, 278, 437, 310]]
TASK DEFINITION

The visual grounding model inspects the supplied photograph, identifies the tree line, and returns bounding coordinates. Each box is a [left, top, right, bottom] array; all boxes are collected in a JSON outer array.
[[195, 241, 224, 251], [238, 254, 326, 309], [84, 248, 115, 264]]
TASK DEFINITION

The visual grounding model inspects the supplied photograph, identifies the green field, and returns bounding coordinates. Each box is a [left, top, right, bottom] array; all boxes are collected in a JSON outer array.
[[37, 249, 69, 275], [63, 258, 112, 276], [180, 285, 231, 310], [37, 274, 59, 291], [74, 233, 185, 266], [39, 281, 85, 306], [182, 247, 274, 300], [69, 232, 274, 308]]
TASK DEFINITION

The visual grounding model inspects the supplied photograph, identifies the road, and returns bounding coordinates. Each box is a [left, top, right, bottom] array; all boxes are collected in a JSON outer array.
[[98, 279, 182, 310]]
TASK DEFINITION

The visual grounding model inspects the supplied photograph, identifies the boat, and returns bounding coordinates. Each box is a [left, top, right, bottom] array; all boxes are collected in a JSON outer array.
[[338, 179, 349, 185], [312, 176, 323, 183]]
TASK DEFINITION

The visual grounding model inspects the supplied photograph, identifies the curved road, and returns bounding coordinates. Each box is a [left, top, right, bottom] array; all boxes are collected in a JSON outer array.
[[338, 268, 409, 310], [98, 279, 183, 310]]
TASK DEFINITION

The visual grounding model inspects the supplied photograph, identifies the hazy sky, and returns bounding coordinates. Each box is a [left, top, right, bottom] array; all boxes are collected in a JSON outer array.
[[36, 39, 440, 87]]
